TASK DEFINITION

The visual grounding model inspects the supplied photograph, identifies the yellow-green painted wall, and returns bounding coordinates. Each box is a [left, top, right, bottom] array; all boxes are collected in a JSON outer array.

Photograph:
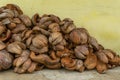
[[0, 0, 120, 54]]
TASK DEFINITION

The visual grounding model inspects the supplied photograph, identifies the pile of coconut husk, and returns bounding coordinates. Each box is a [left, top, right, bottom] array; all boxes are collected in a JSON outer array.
[[0, 4, 119, 74]]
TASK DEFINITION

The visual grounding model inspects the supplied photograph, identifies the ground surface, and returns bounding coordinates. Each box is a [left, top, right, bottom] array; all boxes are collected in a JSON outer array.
[[0, 67, 120, 80]]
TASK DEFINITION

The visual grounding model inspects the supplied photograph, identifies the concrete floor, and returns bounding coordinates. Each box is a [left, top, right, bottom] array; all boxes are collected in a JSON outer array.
[[0, 67, 120, 80]]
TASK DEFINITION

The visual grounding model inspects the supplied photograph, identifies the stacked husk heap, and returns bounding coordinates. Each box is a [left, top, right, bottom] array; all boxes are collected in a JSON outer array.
[[0, 4, 120, 74]]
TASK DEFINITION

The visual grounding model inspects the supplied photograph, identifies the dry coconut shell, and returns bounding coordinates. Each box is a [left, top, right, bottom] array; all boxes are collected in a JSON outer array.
[[96, 50, 108, 64], [84, 52, 97, 70], [96, 59, 107, 74]]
